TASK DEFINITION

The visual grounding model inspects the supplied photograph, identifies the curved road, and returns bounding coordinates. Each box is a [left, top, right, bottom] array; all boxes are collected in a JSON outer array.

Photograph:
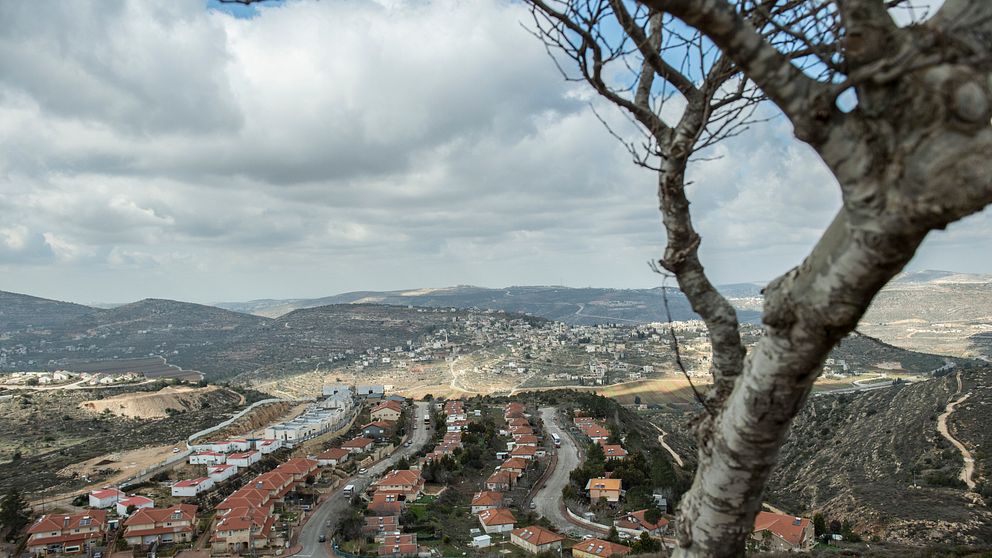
[[295, 401, 433, 558], [936, 371, 976, 491], [533, 407, 599, 537]]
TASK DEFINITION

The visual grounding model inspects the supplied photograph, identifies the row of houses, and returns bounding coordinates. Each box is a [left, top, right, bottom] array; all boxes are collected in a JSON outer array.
[[209, 457, 320, 554], [26, 504, 200, 556]]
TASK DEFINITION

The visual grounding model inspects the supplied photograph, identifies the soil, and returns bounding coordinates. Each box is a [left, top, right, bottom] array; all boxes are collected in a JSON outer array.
[[79, 385, 226, 419]]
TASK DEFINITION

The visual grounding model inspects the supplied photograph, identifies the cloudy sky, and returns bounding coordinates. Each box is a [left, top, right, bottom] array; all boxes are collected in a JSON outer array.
[[0, 0, 987, 305]]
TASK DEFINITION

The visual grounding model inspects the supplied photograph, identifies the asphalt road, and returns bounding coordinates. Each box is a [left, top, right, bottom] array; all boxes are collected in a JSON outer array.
[[295, 401, 433, 558], [532, 407, 598, 537]]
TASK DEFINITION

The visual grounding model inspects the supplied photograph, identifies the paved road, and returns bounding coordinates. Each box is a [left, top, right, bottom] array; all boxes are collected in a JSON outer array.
[[295, 401, 433, 558], [533, 407, 598, 537]]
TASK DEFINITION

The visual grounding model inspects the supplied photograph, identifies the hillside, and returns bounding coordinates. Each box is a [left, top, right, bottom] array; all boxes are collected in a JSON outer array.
[[217, 284, 765, 325], [766, 364, 992, 545]]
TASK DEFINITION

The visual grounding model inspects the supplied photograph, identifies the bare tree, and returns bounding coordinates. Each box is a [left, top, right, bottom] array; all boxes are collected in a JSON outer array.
[[531, 0, 992, 556]]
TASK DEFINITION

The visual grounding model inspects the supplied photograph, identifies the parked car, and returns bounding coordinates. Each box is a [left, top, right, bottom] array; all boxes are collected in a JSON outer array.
[[318, 534, 326, 543], [358, 468, 368, 475]]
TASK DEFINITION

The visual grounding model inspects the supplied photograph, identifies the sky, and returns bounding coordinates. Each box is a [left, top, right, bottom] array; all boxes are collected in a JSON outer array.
[[0, 0, 987, 305]]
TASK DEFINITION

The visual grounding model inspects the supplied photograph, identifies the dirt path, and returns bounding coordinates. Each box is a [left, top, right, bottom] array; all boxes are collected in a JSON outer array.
[[936, 371, 976, 491], [650, 422, 685, 468]]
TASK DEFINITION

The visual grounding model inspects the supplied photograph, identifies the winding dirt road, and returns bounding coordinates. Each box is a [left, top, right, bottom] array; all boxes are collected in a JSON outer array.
[[936, 371, 976, 490]]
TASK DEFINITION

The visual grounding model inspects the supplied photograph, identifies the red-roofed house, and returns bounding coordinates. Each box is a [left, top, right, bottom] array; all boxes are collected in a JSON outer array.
[[316, 448, 351, 467], [189, 451, 227, 466], [510, 526, 565, 554], [512, 435, 539, 447], [88, 489, 123, 509], [477, 508, 516, 534], [207, 463, 238, 484], [470, 491, 505, 514], [27, 510, 107, 556], [571, 539, 631, 558], [371, 400, 403, 422], [341, 437, 375, 454], [378, 534, 418, 556], [123, 504, 198, 547], [509, 445, 537, 460], [171, 477, 214, 498], [485, 471, 514, 492], [116, 495, 154, 517], [601, 445, 628, 461], [499, 458, 529, 478], [751, 512, 815, 552], [368, 493, 403, 517], [614, 510, 669, 537], [227, 450, 261, 468], [363, 515, 401, 536], [211, 507, 275, 554], [374, 470, 424, 499]]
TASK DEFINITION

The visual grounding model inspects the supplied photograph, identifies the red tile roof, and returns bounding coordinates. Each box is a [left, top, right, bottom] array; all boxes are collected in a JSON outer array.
[[753, 511, 812, 547], [571, 539, 632, 557], [471, 491, 504, 507], [28, 510, 107, 535], [477, 508, 516, 526], [511, 525, 564, 546]]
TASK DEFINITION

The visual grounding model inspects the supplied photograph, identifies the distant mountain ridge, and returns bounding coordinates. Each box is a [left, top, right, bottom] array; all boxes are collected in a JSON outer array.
[[215, 284, 766, 325]]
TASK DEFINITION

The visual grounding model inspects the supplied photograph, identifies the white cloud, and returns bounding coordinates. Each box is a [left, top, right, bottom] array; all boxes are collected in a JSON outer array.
[[0, 0, 987, 304]]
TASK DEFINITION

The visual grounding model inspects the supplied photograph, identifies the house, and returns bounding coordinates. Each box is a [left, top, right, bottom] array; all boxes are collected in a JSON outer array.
[[571, 539, 632, 558], [322, 390, 353, 411], [509, 445, 537, 460], [116, 496, 154, 517], [601, 445, 628, 461], [363, 515, 401, 536], [322, 382, 352, 397], [316, 448, 350, 467], [510, 526, 565, 554], [378, 534, 418, 557], [614, 510, 668, 537], [227, 439, 252, 452], [211, 507, 276, 554], [27, 511, 107, 556], [123, 504, 197, 547], [171, 477, 214, 498], [207, 464, 238, 483], [227, 450, 261, 468], [585, 478, 622, 503], [368, 493, 403, 516], [508, 418, 530, 428], [583, 425, 610, 443], [356, 385, 385, 399], [476, 508, 516, 534], [485, 471, 514, 492], [341, 437, 375, 454], [245, 471, 294, 501], [512, 435, 539, 447], [362, 421, 396, 440], [499, 457, 529, 478], [446, 420, 469, 432], [190, 440, 233, 453], [470, 491, 505, 514], [255, 439, 283, 454], [751, 512, 815, 552], [371, 400, 403, 422], [373, 470, 424, 499], [88, 488, 123, 509], [189, 451, 227, 466]]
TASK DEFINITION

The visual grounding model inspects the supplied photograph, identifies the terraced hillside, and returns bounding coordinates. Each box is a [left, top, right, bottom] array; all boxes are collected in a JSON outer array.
[[766, 364, 992, 545]]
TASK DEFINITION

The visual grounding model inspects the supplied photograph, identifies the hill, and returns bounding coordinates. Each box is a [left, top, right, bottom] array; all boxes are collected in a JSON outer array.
[[216, 284, 766, 325], [766, 364, 992, 545]]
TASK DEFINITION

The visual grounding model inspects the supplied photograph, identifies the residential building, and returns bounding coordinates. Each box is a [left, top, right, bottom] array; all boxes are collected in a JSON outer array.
[[509, 445, 537, 460], [26, 510, 107, 556], [210, 507, 275, 555], [116, 496, 154, 517], [477, 508, 516, 534], [586, 478, 622, 503], [356, 385, 385, 398], [362, 421, 395, 440], [751, 512, 815, 552], [378, 534, 418, 557], [189, 451, 227, 466], [363, 515, 401, 537], [510, 526, 565, 554], [571, 539, 632, 558], [614, 510, 668, 537], [341, 437, 375, 454], [227, 451, 261, 468], [373, 470, 424, 500], [255, 439, 283, 454], [122, 505, 197, 547], [207, 464, 238, 483], [88, 489, 123, 509], [601, 445, 628, 462], [171, 477, 214, 498], [470, 491, 504, 514], [371, 400, 403, 422], [485, 471, 514, 492], [368, 493, 402, 517], [316, 448, 350, 467]]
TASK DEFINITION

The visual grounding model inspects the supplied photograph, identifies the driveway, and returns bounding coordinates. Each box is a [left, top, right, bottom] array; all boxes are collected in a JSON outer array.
[[294, 401, 433, 558], [532, 407, 599, 537]]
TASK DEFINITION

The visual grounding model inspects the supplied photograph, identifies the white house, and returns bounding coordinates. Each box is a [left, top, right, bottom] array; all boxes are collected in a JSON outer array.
[[89, 488, 124, 509], [226, 451, 261, 468], [207, 464, 238, 483], [171, 477, 214, 498], [116, 496, 154, 517], [255, 439, 283, 454], [322, 383, 352, 397], [190, 441, 232, 453], [226, 439, 252, 452], [189, 451, 227, 466]]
